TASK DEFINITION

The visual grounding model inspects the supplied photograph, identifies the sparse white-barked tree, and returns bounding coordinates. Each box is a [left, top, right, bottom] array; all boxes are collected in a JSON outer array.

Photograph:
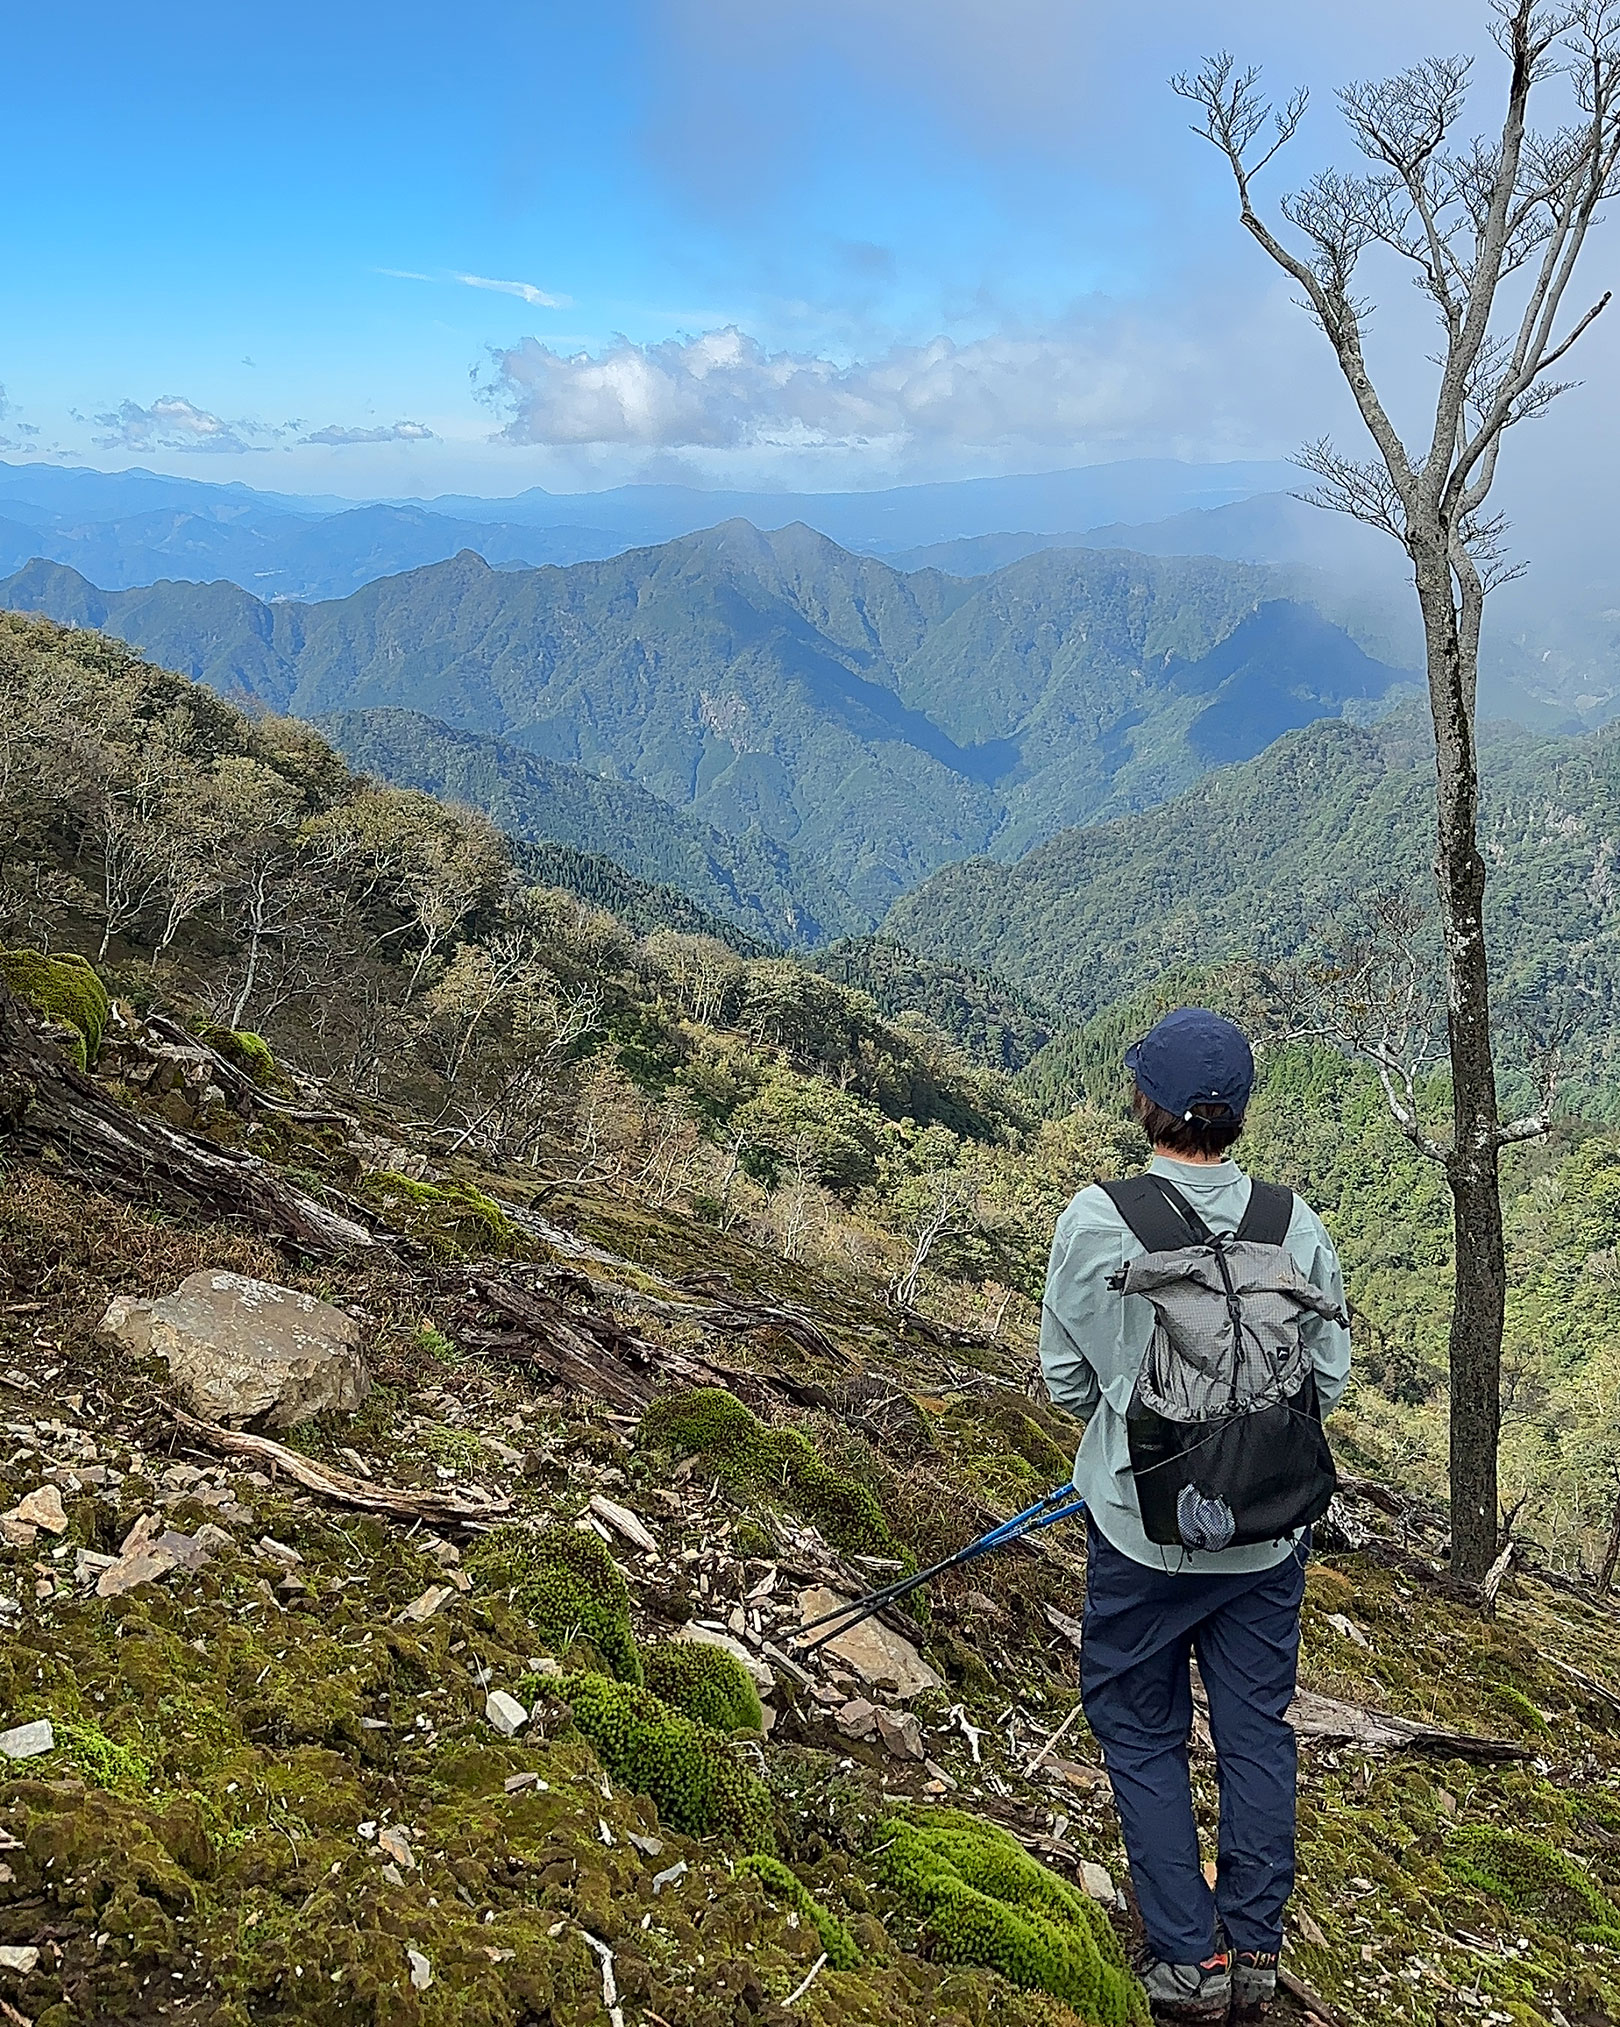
[[1176, 2, 1620, 1581]]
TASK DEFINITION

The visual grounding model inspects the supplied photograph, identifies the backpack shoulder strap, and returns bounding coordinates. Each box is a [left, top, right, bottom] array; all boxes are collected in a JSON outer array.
[[1234, 1179, 1295, 1247], [1099, 1175, 1207, 1253]]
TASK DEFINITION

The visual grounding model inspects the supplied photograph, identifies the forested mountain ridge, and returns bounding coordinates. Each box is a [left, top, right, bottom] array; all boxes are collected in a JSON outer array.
[[317, 706, 861, 947], [0, 523, 1412, 912], [887, 706, 1620, 1104]]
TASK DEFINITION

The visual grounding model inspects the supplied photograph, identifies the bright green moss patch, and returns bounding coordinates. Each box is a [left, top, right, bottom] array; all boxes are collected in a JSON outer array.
[[558, 1672, 773, 1850], [740, 1853, 859, 1968], [874, 1810, 1147, 2025], [638, 1387, 904, 1560], [196, 1023, 281, 1087], [364, 1171, 524, 1256], [0, 947, 109, 1069], [468, 1523, 641, 1683], [643, 1640, 764, 1734], [57, 1716, 154, 1796], [1445, 1825, 1620, 1942]]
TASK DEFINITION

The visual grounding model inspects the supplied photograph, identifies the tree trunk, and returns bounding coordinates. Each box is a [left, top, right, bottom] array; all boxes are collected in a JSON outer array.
[[1598, 1487, 1620, 1596], [1419, 548, 1507, 1584], [0, 981, 374, 1256]]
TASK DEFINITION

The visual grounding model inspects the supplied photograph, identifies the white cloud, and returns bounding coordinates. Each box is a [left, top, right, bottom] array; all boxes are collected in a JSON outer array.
[[454, 273, 570, 310], [92, 395, 274, 455], [301, 419, 438, 446], [379, 267, 571, 310], [480, 319, 1226, 453]]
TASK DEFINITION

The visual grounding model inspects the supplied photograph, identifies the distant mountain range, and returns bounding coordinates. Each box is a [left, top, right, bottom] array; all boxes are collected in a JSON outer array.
[[0, 523, 1412, 915], [1, 456, 1610, 718]]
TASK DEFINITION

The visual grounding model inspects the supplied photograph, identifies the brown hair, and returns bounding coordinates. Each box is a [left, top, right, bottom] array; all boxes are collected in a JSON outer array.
[[1131, 1083, 1244, 1159]]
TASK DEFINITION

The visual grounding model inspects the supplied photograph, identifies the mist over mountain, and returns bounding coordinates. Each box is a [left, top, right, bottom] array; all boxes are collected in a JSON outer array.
[[0, 522, 1412, 914], [0, 455, 1302, 601]]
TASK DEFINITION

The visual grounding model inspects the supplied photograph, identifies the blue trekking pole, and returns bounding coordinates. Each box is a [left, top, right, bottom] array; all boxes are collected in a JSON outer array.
[[795, 1480, 1088, 1656]]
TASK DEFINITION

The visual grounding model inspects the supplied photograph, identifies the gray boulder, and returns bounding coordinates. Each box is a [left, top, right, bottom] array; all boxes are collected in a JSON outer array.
[[101, 1270, 367, 1427]]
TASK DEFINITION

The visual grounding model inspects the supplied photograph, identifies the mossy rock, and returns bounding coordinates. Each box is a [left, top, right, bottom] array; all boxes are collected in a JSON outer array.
[[196, 1024, 281, 1088], [874, 1809, 1147, 2024], [557, 1672, 773, 1850], [643, 1639, 764, 1734], [364, 1170, 523, 1256], [739, 1853, 859, 1967], [638, 1387, 904, 1561], [1445, 1824, 1620, 1942], [943, 1389, 1076, 1492], [468, 1523, 642, 1684], [0, 947, 109, 1069]]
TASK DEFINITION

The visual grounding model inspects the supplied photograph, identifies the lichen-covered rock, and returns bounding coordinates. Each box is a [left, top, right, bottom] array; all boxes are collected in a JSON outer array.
[[874, 1810, 1148, 2024], [468, 1523, 642, 1683], [638, 1386, 904, 1559], [99, 1269, 367, 1427], [558, 1672, 773, 1850], [0, 947, 109, 1070], [643, 1638, 764, 1733]]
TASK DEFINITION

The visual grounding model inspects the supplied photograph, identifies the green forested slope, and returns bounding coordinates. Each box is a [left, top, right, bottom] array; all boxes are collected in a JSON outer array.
[[319, 706, 861, 947], [0, 523, 1410, 912], [889, 709, 1620, 1100]]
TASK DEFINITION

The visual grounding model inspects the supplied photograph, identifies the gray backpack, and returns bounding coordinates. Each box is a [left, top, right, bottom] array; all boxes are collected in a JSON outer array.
[[1101, 1175, 1346, 1552]]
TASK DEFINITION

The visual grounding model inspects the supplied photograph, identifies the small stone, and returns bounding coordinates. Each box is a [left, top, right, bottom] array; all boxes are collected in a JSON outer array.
[[923, 1757, 957, 1790], [651, 1858, 688, 1894], [1079, 1861, 1115, 1902], [1324, 1611, 1370, 1649], [485, 1690, 528, 1737], [377, 1826, 415, 1870], [626, 1831, 663, 1857], [397, 1585, 452, 1624], [0, 1719, 54, 1760], [0, 1945, 39, 1973], [873, 1708, 925, 1760], [407, 1947, 433, 1991], [9, 1484, 67, 1535], [834, 1697, 878, 1740]]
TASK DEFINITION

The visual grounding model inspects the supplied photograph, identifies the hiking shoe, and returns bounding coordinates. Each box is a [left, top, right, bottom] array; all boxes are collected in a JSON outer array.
[[1134, 1948, 1231, 2020], [1232, 1949, 1279, 2017]]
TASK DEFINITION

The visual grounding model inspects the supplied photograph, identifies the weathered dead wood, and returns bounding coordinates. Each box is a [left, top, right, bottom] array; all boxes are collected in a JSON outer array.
[[1045, 1607, 1525, 1760], [1481, 1537, 1517, 1617], [0, 983, 374, 1255], [142, 1012, 354, 1128], [167, 1405, 509, 1526], [1278, 1687, 1527, 1761], [1278, 1967, 1349, 2027]]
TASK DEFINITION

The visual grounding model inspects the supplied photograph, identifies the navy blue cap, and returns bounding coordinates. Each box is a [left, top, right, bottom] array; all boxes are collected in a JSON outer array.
[[1125, 1007, 1254, 1121]]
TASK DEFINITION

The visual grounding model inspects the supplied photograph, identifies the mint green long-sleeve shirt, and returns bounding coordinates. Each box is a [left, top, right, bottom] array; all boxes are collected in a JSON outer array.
[[1038, 1154, 1352, 1575]]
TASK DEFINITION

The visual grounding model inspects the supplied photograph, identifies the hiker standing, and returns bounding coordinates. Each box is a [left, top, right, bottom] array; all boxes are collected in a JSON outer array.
[[1040, 1008, 1350, 2022]]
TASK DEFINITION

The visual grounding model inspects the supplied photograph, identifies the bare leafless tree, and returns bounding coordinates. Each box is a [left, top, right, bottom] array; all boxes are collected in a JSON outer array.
[[1176, 3, 1620, 1578]]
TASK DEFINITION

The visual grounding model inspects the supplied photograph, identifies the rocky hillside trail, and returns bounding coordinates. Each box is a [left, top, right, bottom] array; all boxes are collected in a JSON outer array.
[[3, 986, 1620, 2027]]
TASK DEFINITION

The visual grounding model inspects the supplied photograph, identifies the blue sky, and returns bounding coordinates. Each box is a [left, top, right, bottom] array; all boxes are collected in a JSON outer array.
[[2, 0, 1613, 499]]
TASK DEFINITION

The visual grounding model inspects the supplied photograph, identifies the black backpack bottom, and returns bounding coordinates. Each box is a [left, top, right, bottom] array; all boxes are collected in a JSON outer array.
[[1126, 1374, 1337, 1551]]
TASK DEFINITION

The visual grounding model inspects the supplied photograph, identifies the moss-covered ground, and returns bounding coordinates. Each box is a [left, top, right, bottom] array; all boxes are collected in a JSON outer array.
[[5, 1059, 1620, 2027]]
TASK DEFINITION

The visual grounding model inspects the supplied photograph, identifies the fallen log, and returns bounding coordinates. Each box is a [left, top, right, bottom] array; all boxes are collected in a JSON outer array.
[[167, 1405, 509, 1527], [1044, 1607, 1527, 1761], [0, 984, 374, 1256]]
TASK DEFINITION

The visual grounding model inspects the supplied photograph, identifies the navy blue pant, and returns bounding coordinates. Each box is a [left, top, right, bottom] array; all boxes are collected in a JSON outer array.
[[1079, 1520, 1306, 1963]]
